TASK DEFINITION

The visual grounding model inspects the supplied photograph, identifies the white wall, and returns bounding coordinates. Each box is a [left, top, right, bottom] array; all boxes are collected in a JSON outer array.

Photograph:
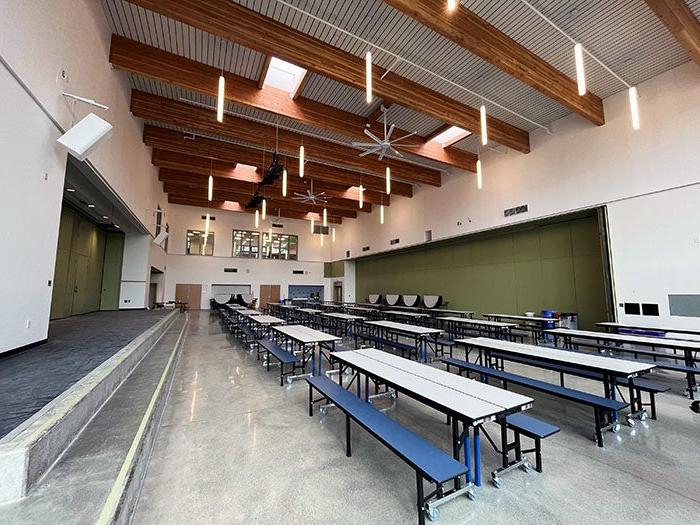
[[0, 0, 168, 351], [335, 62, 700, 327], [164, 204, 333, 308]]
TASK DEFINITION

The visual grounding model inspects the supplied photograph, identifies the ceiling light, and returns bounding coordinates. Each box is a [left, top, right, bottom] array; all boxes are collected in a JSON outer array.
[[323, 207, 327, 227], [447, 0, 458, 11], [114, 224, 120, 229], [262, 57, 307, 94], [359, 185, 364, 209], [299, 145, 304, 178], [87, 204, 95, 208], [365, 51, 373, 104], [208, 175, 213, 201], [332, 228, 336, 243], [204, 213, 210, 237], [102, 215, 109, 219], [476, 159, 483, 190], [380, 204, 384, 225], [310, 217, 315, 234], [255, 209, 260, 228], [187, 232, 193, 236], [480, 105, 488, 146], [282, 169, 288, 197], [66, 188, 76, 192], [574, 43, 586, 96], [430, 126, 471, 148], [385, 166, 391, 195], [262, 198, 267, 220], [629, 87, 640, 130], [216, 75, 225, 123]]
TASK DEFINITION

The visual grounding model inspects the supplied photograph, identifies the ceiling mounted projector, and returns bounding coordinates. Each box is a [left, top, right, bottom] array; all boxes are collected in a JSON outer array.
[[57, 113, 113, 161]]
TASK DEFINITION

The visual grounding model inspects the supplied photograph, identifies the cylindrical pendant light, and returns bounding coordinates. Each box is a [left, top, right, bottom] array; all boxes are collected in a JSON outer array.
[[629, 87, 640, 130], [310, 217, 315, 234], [476, 159, 483, 190], [480, 105, 488, 146], [320, 233, 324, 246], [207, 175, 213, 201], [359, 185, 364, 209], [322, 207, 327, 227], [574, 43, 586, 96], [282, 169, 288, 197], [385, 166, 391, 195], [380, 204, 384, 225], [255, 209, 260, 228], [447, 0, 457, 11], [262, 199, 267, 220], [204, 213, 210, 237], [299, 145, 305, 178], [365, 51, 373, 104], [332, 228, 336, 243], [216, 75, 225, 123]]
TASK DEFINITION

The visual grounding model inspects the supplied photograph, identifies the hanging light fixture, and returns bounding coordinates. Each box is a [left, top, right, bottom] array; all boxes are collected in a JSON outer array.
[[385, 166, 391, 195], [282, 169, 288, 197], [207, 175, 213, 201], [447, 0, 458, 11], [202, 213, 210, 255], [574, 43, 586, 96], [476, 159, 483, 190], [323, 207, 327, 227], [365, 51, 373, 104], [359, 185, 364, 209], [299, 145, 305, 178], [380, 204, 385, 225], [255, 209, 260, 228], [262, 199, 267, 220], [310, 216, 315, 234], [480, 105, 488, 146], [320, 233, 324, 246], [629, 87, 640, 130], [216, 75, 225, 123], [332, 228, 336, 243]]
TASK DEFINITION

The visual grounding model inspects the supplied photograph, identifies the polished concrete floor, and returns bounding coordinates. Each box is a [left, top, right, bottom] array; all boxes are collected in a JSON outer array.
[[0, 309, 170, 438], [134, 312, 700, 524]]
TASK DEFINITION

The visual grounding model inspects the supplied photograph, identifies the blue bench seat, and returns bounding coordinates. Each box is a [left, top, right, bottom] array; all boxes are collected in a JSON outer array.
[[352, 331, 416, 358], [258, 339, 299, 385], [307, 375, 467, 525], [505, 413, 559, 473]]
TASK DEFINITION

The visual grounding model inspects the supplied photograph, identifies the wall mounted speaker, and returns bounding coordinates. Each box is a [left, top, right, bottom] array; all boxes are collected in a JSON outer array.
[[153, 231, 169, 246], [57, 113, 112, 161]]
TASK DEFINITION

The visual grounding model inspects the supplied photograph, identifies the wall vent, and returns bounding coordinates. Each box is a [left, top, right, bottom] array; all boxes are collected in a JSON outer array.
[[424, 230, 432, 242], [201, 215, 216, 220], [292, 270, 304, 275], [504, 205, 528, 217], [346, 250, 351, 258], [272, 222, 284, 228], [362, 246, 370, 252], [390, 238, 400, 245], [224, 268, 238, 273]]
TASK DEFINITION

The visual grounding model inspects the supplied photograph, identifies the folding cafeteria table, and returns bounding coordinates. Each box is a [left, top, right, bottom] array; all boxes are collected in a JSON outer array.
[[362, 320, 443, 363], [321, 312, 365, 337], [272, 324, 340, 377], [436, 317, 518, 340]]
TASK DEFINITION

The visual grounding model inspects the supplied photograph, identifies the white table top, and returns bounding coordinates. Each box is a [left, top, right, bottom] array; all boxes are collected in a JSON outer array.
[[458, 337, 657, 376], [334, 348, 532, 423], [430, 309, 475, 316], [322, 312, 365, 321], [275, 304, 299, 309], [346, 306, 376, 312], [547, 328, 700, 350], [384, 310, 430, 318], [596, 322, 700, 337], [237, 309, 261, 316], [298, 308, 322, 314], [437, 316, 518, 328], [252, 315, 285, 325], [225, 304, 245, 310], [357, 303, 382, 308], [485, 313, 558, 324], [365, 320, 443, 336], [272, 324, 340, 344]]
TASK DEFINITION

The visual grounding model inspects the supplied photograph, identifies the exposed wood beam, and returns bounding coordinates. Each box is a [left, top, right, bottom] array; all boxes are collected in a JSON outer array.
[[384, 0, 605, 126], [123, 0, 530, 153], [645, 0, 700, 67], [131, 90, 441, 186], [143, 124, 412, 197], [158, 168, 370, 213], [110, 36, 474, 171], [162, 183, 359, 218], [257, 55, 272, 88], [291, 70, 311, 100], [423, 123, 452, 143], [151, 149, 391, 205], [168, 195, 343, 224]]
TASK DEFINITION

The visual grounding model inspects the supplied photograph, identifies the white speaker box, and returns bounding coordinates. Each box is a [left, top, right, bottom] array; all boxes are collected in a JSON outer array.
[[57, 113, 113, 161], [153, 231, 169, 246]]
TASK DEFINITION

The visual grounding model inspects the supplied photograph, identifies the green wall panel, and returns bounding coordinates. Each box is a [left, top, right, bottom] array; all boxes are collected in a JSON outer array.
[[356, 215, 607, 329], [101, 232, 124, 310]]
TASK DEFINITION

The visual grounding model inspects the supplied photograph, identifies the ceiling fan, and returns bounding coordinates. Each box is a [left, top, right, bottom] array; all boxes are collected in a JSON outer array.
[[292, 179, 328, 205], [352, 105, 420, 160]]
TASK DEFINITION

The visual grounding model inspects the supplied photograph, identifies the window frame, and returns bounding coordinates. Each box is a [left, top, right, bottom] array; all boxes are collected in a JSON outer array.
[[186, 229, 214, 256], [262, 232, 299, 261], [232, 229, 261, 259]]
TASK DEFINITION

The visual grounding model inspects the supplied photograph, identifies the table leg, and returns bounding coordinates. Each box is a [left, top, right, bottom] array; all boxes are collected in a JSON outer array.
[[473, 426, 481, 487]]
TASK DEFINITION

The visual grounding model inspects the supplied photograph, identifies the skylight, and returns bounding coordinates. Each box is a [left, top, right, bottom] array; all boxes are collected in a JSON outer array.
[[430, 126, 472, 148], [263, 57, 307, 95]]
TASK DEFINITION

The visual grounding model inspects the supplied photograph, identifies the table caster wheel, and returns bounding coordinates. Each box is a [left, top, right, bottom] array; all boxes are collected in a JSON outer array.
[[639, 411, 648, 421], [286, 376, 294, 385], [390, 392, 397, 400], [425, 507, 439, 521], [491, 473, 502, 488], [626, 417, 636, 427], [466, 489, 476, 501], [520, 461, 532, 473], [319, 406, 327, 416], [611, 422, 620, 433]]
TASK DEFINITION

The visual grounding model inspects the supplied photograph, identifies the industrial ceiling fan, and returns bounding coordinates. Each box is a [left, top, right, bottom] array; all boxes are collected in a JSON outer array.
[[292, 179, 328, 205], [352, 105, 419, 160]]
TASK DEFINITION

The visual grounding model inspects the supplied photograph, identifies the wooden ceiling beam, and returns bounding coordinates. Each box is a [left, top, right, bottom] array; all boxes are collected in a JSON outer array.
[[168, 195, 343, 224], [291, 70, 311, 100], [257, 55, 272, 89], [123, 0, 530, 153], [645, 0, 700, 67], [158, 168, 370, 213], [130, 90, 441, 186], [162, 183, 359, 218], [110, 36, 473, 171], [143, 124, 411, 197], [384, 0, 605, 126], [151, 149, 391, 205]]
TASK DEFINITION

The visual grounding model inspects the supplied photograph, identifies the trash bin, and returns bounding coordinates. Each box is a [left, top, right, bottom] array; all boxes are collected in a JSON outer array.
[[541, 309, 559, 343]]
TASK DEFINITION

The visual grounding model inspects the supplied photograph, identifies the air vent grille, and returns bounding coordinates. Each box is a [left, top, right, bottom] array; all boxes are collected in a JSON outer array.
[[390, 238, 400, 245], [504, 205, 528, 217], [224, 268, 237, 273], [362, 246, 370, 252]]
